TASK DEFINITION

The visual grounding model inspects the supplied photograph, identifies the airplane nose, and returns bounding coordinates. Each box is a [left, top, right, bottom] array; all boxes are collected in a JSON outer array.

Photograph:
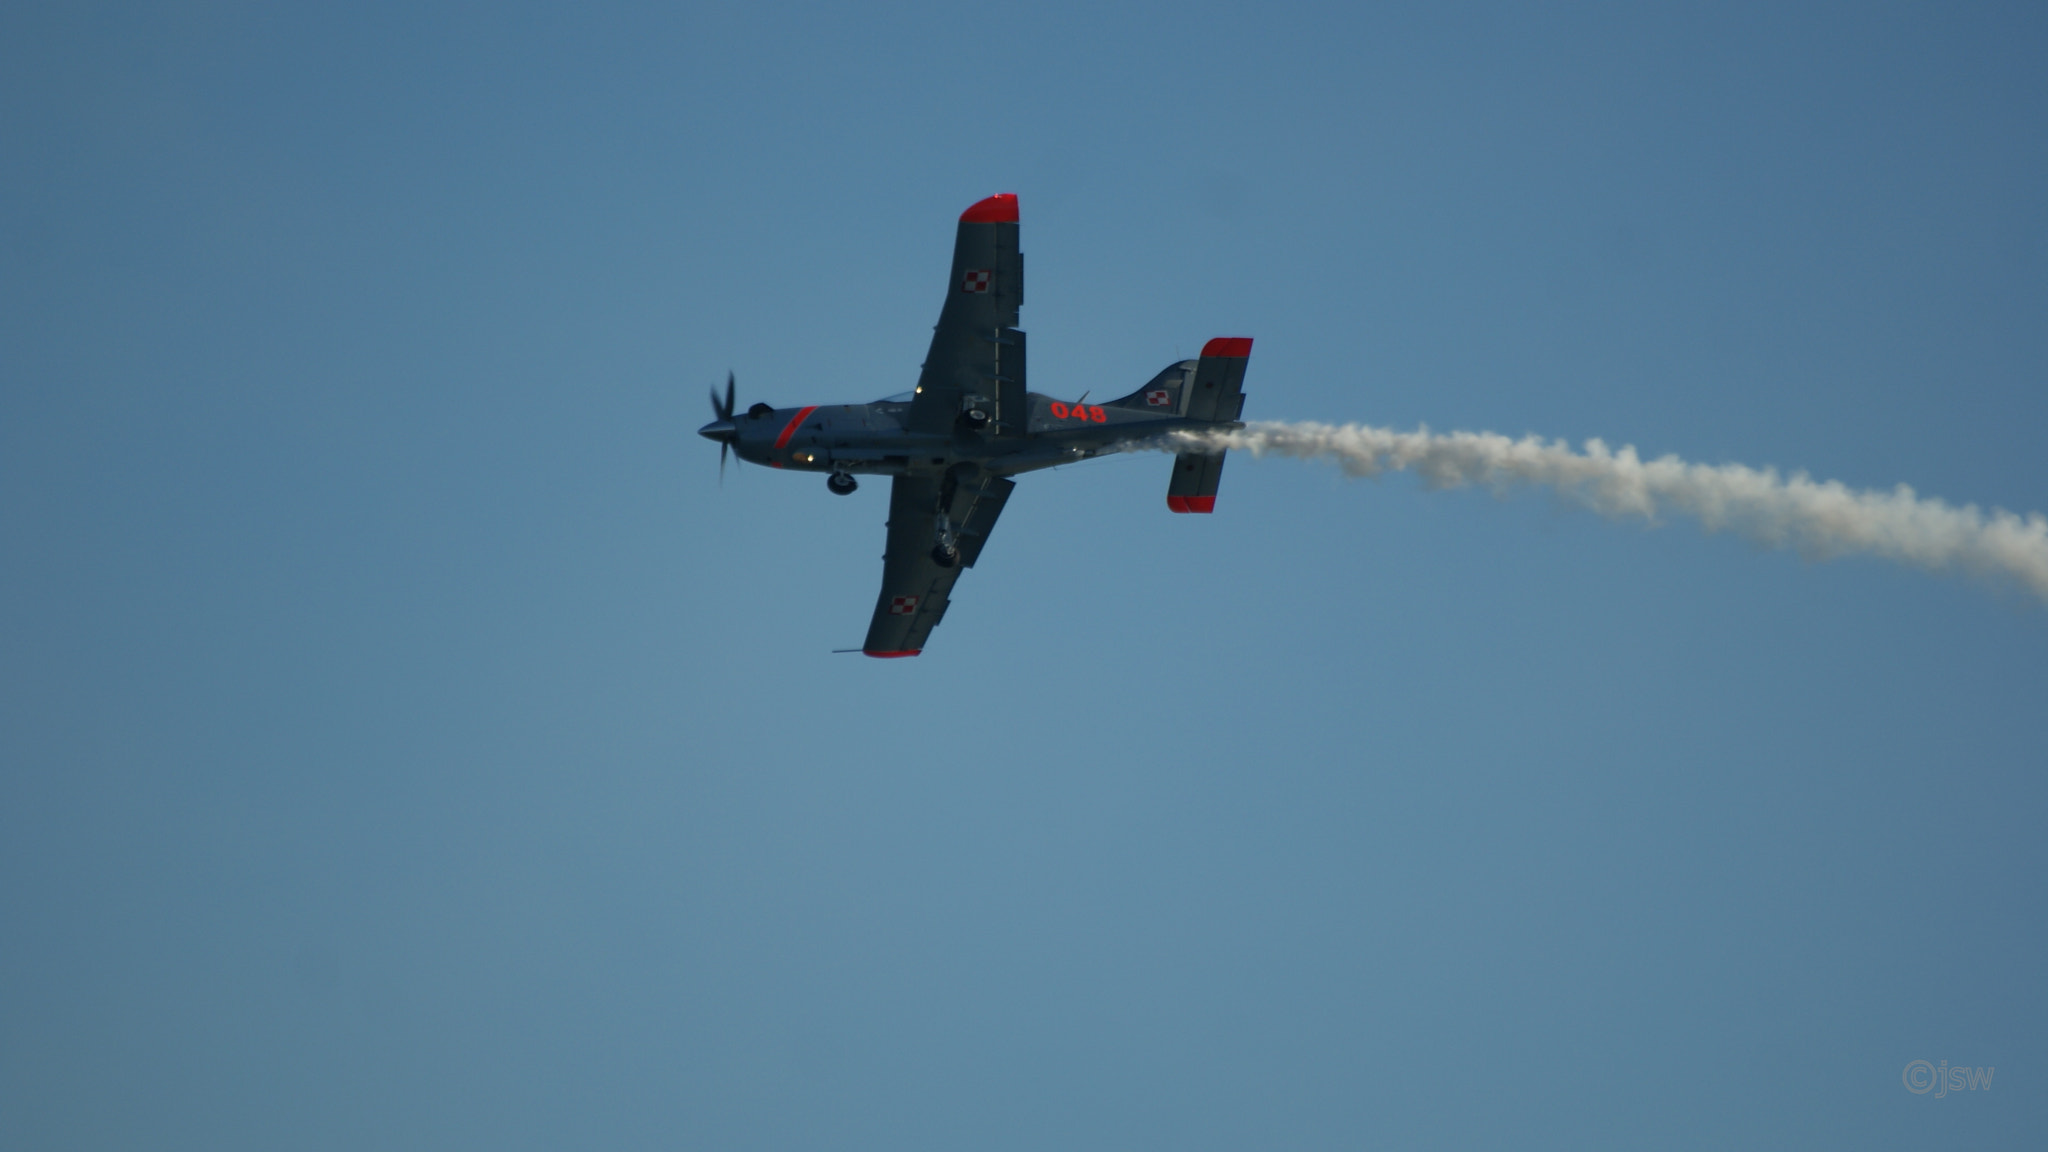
[[697, 419, 737, 443]]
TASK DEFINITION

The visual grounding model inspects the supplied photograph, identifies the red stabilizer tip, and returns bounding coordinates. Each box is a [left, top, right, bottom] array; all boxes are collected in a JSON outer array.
[[1166, 495, 1215, 513], [864, 649, 921, 658], [959, 193, 1019, 223], [1200, 337, 1253, 359]]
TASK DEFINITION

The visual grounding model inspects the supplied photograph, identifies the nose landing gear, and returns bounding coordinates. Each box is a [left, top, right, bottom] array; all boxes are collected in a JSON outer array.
[[827, 472, 858, 496]]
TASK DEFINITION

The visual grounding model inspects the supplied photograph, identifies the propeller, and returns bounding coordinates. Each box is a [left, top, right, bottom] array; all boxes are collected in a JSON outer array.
[[700, 371, 740, 481], [711, 371, 735, 421]]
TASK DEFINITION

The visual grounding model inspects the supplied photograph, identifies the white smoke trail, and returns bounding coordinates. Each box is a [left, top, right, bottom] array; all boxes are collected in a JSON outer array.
[[1163, 421, 2048, 603]]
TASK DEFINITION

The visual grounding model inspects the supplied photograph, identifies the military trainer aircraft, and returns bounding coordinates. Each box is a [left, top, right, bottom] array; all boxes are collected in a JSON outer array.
[[698, 193, 1253, 657]]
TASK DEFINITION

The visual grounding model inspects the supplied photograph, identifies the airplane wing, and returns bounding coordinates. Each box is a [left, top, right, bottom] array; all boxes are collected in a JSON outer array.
[[907, 194, 1026, 437], [862, 472, 1014, 657]]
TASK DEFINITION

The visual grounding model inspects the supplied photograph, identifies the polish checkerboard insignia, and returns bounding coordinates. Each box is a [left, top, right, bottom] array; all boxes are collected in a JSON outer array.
[[1145, 389, 1172, 406], [960, 269, 991, 293], [889, 595, 919, 615]]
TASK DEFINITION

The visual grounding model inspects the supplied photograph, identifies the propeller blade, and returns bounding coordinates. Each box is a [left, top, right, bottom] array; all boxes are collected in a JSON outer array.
[[707, 372, 740, 485]]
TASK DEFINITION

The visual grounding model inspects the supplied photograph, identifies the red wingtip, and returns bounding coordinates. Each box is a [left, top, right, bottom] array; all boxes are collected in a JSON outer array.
[[864, 649, 922, 658], [1166, 495, 1215, 513], [1200, 337, 1253, 359], [959, 193, 1019, 223]]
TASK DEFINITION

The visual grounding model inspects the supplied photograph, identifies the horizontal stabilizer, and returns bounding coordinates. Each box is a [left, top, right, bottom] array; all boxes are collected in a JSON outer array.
[[1165, 337, 1251, 512], [1167, 453, 1224, 513], [1184, 336, 1252, 423]]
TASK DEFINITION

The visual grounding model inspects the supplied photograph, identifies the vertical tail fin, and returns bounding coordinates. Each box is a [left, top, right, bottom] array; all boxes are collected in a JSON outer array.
[[1167, 337, 1252, 513]]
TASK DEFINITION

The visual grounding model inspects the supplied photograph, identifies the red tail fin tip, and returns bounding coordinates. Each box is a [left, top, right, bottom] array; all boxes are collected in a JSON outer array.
[[959, 194, 1019, 223], [1200, 337, 1253, 358]]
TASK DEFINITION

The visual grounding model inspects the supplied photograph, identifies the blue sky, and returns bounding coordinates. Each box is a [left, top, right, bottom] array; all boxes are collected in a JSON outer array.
[[4, 2, 2045, 1148]]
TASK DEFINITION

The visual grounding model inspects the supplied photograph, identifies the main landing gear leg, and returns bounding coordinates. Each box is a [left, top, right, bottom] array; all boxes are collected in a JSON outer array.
[[930, 464, 969, 567]]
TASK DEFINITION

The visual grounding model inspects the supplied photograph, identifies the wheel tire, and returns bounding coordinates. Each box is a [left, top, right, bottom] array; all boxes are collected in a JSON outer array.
[[930, 544, 958, 569], [827, 474, 857, 495]]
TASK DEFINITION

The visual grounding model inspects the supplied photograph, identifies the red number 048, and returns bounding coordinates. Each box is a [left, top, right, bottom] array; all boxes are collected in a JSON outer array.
[[1048, 403, 1106, 423]]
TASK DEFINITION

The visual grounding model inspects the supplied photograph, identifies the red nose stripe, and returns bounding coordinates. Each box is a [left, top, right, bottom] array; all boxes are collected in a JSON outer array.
[[774, 406, 819, 450], [1200, 337, 1253, 359], [864, 649, 921, 658]]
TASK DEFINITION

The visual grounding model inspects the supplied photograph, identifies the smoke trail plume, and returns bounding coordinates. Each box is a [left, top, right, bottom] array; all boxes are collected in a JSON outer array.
[[1164, 422, 2048, 603]]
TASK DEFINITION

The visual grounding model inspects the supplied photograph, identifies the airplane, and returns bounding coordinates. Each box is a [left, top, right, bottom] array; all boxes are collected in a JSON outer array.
[[698, 192, 1253, 657]]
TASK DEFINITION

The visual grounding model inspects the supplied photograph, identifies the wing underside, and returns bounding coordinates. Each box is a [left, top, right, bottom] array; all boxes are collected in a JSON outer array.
[[907, 197, 1025, 436], [863, 472, 1013, 656]]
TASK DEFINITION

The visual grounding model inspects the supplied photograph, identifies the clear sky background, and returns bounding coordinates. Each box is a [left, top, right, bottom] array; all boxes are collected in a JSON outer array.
[[4, 2, 2045, 1148]]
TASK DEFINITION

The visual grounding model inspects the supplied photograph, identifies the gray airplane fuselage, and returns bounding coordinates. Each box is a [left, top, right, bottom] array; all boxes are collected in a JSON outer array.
[[719, 390, 1217, 481]]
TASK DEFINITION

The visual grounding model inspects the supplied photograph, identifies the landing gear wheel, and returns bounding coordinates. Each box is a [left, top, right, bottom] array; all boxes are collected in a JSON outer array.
[[827, 472, 858, 496], [930, 544, 959, 569]]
